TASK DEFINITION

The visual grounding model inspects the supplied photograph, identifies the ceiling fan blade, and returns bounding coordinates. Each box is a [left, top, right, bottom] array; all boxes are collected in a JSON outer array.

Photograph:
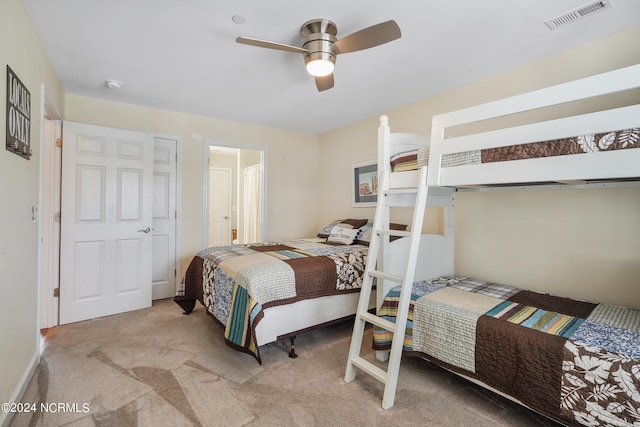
[[315, 74, 334, 92], [333, 20, 401, 54], [236, 37, 308, 54]]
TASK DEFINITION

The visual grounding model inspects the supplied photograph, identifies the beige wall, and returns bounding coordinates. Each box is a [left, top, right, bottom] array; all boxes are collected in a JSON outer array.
[[64, 96, 320, 273], [318, 26, 640, 309], [0, 0, 65, 416]]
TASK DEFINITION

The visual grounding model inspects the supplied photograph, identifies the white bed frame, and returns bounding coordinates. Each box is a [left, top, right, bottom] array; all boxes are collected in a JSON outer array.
[[370, 65, 640, 413], [373, 63, 639, 326], [374, 124, 456, 304]]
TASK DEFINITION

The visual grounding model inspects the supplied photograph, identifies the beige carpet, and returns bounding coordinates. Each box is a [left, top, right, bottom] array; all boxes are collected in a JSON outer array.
[[10, 299, 562, 427]]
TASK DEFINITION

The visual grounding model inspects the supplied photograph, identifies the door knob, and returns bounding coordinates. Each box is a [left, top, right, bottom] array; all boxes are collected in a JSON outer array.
[[224, 216, 229, 219], [137, 227, 152, 233]]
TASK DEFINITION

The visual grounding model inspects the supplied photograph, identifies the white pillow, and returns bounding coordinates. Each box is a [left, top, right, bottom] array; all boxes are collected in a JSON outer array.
[[327, 225, 359, 245]]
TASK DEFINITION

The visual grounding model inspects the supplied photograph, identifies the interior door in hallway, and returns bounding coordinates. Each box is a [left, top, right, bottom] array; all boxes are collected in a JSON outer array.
[[152, 137, 177, 300], [209, 167, 231, 247], [60, 121, 153, 324]]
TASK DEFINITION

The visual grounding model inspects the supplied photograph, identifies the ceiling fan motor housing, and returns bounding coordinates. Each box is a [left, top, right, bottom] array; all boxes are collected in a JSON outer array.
[[301, 19, 337, 71]]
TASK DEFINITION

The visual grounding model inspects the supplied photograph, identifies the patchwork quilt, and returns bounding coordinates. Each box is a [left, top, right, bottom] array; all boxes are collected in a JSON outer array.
[[175, 239, 367, 363], [441, 127, 640, 168], [373, 276, 640, 427]]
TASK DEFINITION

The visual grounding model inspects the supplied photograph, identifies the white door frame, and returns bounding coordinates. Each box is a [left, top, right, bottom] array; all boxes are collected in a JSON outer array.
[[152, 136, 181, 300], [38, 85, 62, 329], [40, 123, 182, 326], [155, 133, 182, 297], [202, 140, 267, 248]]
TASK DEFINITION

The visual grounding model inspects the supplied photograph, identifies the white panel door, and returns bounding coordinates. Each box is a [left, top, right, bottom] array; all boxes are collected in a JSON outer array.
[[151, 137, 177, 300], [209, 168, 231, 247], [60, 121, 153, 324]]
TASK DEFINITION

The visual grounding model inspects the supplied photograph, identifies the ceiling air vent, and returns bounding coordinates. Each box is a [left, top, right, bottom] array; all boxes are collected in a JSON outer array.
[[545, 1, 613, 30]]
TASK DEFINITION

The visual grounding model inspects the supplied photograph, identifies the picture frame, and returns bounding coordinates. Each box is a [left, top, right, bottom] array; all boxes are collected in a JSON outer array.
[[352, 161, 378, 207], [6, 65, 32, 160]]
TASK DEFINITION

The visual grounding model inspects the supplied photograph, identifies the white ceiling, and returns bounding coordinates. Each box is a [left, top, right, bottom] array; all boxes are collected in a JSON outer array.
[[23, 0, 640, 135]]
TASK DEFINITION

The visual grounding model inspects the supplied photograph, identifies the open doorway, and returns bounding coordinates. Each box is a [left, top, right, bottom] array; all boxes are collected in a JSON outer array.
[[204, 142, 266, 248]]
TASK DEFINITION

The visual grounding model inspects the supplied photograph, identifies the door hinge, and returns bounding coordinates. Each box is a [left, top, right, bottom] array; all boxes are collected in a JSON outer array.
[[55, 138, 62, 148], [54, 212, 61, 222], [53, 288, 60, 297], [175, 211, 177, 220], [174, 269, 177, 277]]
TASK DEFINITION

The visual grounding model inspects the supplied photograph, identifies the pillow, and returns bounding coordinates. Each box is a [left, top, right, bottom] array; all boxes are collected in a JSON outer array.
[[390, 149, 418, 172], [339, 218, 368, 229], [355, 223, 373, 246], [355, 222, 407, 245], [317, 219, 342, 238], [389, 222, 408, 242], [327, 225, 360, 245], [390, 147, 430, 172], [317, 218, 368, 238]]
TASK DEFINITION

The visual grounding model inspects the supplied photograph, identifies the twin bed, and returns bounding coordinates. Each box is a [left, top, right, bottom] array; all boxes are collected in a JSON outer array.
[[176, 65, 639, 426], [371, 64, 640, 426]]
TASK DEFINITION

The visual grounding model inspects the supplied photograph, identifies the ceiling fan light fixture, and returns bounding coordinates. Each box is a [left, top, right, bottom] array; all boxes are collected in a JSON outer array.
[[304, 49, 335, 77], [306, 59, 334, 77]]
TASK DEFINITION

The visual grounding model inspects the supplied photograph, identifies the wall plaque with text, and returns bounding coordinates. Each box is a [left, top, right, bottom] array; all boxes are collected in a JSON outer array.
[[6, 65, 31, 160]]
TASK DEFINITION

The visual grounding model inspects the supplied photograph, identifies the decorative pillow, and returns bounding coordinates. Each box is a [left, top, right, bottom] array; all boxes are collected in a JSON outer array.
[[339, 218, 368, 229], [390, 147, 430, 172], [355, 222, 407, 245], [317, 218, 368, 238], [327, 225, 360, 245], [317, 219, 342, 238], [355, 223, 373, 246], [389, 222, 408, 241], [390, 149, 419, 172]]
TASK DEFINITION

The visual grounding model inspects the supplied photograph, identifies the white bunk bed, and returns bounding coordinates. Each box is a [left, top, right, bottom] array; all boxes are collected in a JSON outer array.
[[375, 125, 454, 302], [359, 65, 640, 426]]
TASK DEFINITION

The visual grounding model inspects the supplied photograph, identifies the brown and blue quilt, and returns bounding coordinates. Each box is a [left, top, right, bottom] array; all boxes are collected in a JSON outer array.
[[373, 276, 640, 427], [175, 239, 367, 363]]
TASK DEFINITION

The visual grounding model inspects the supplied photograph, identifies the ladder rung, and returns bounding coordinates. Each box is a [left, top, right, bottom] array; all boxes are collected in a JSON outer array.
[[385, 188, 418, 195], [350, 356, 388, 384], [368, 270, 403, 283], [375, 229, 411, 238], [358, 311, 397, 332]]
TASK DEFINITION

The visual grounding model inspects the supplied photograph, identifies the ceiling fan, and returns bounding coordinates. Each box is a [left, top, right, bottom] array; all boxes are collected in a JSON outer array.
[[236, 19, 401, 92]]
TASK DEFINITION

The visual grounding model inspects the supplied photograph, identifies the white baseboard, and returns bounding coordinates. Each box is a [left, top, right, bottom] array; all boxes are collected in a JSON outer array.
[[0, 351, 39, 427]]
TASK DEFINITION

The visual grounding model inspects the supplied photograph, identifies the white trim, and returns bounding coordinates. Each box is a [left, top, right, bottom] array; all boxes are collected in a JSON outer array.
[[151, 133, 183, 292], [0, 351, 39, 427], [38, 84, 62, 329], [202, 140, 267, 247]]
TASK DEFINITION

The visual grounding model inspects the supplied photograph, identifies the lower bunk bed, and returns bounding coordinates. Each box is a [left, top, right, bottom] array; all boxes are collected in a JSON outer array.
[[373, 276, 640, 427]]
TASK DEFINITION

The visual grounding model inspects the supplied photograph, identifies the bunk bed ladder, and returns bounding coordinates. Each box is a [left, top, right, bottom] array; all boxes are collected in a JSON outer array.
[[344, 165, 429, 410]]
